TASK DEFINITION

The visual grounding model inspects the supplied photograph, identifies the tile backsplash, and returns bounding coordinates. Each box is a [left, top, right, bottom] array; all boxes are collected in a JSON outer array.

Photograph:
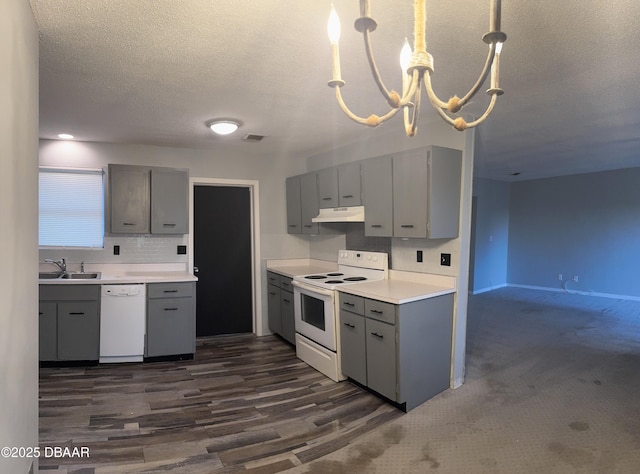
[[39, 234, 189, 267], [344, 223, 392, 267]]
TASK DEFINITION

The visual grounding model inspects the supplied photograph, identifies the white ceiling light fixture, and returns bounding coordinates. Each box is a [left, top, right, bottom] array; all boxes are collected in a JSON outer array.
[[207, 119, 241, 136], [327, 0, 506, 135], [57, 133, 74, 140]]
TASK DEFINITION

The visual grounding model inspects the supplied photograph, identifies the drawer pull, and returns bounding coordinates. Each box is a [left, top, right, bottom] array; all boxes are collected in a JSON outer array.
[[269, 291, 278, 296], [371, 332, 384, 339], [369, 309, 384, 314], [164, 307, 178, 311], [371, 224, 383, 228], [39, 312, 43, 315], [343, 302, 355, 307], [343, 322, 355, 328], [303, 224, 313, 228], [342, 194, 353, 198], [288, 224, 297, 227], [400, 224, 414, 228], [162, 223, 176, 227], [163, 290, 179, 293], [282, 298, 291, 304], [123, 222, 136, 226], [69, 312, 85, 315], [322, 197, 332, 201]]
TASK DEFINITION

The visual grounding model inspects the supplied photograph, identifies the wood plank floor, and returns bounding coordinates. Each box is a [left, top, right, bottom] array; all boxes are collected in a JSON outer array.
[[39, 334, 402, 473]]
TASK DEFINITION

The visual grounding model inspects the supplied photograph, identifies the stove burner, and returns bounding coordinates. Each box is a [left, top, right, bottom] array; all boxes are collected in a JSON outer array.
[[344, 276, 367, 281], [305, 275, 327, 280], [325, 280, 344, 284], [327, 272, 344, 277]]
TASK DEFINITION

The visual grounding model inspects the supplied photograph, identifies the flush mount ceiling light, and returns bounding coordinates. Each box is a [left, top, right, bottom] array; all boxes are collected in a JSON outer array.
[[207, 119, 241, 135], [327, 0, 506, 135], [57, 133, 74, 139]]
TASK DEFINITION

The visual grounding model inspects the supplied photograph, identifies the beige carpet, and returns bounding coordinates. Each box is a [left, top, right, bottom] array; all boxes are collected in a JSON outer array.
[[288, 287, 640, 473]]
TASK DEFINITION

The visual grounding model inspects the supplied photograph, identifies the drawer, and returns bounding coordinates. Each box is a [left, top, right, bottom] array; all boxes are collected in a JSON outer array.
[[340, 293, 364, 315], [365, 298, 396, 324], [147, 282, 194, 299], [279, 276, 294, 291], [266, 271, 280, 286], [39, 284, 100, 301]]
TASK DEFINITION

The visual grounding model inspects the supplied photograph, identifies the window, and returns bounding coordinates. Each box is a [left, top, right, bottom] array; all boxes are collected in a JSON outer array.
[[39, 168, 104, 248]]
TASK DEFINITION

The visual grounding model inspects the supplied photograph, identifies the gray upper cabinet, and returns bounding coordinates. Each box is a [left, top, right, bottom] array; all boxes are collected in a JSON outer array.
[[109, 164, 151, 234], [392, 146, 462, 239], [362, 155, 393, 237], [300, 172, 319, 235], [338, 162, 362, 206], [317, 167, 339, 209], [151, 167, 189, 234], [109, 164, 189, 234], [285, 176, 302, 234]]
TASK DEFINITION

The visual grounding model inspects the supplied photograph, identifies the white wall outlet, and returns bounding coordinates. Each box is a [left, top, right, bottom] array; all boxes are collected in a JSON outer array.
[[573, 275, 579, 282], [558, 273, 563, 281]]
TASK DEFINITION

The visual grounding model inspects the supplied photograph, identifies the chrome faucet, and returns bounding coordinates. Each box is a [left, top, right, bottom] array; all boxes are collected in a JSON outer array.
[[45, 258, 67, 273]]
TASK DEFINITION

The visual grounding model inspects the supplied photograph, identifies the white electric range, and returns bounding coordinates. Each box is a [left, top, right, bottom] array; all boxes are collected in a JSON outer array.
[[292, 250, 389, 381]]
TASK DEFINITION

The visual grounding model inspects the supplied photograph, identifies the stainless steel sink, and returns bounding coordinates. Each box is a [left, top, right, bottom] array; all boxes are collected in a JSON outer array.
[[39, 272, 63, 279], [39, 271, 101, 280], [64, 272, 101, 280]]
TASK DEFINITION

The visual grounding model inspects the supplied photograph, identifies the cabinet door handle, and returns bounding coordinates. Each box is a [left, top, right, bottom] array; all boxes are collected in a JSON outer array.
[[303, 224, 313, 228], [162, 223, 176, 227], [371, 332, 384, 339], [163, 290, 178, 293], [342, 194, 353, 198], [282, 298, 291, 303], [123, 222, 136, 226], [69, 312, 85, 315], [288, 224, 297, 228], [163, 307, 178, 311], [343, 322, 355, 328], [371, 224, 383, 228], [400, 224, 414, 228], [39, 312, 43, 315], [321, 197, 332, 201], [269, 291, 278, 296]]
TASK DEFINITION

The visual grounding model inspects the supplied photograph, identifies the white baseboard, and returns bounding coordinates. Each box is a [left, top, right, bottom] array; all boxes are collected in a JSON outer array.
[[470, 283, 508, 295], [507, 283, 640, 302]]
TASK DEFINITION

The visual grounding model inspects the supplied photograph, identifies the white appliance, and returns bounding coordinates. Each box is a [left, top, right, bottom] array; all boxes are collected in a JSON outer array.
[[292, 250, 388, 382], [100, 284, 146, 363]]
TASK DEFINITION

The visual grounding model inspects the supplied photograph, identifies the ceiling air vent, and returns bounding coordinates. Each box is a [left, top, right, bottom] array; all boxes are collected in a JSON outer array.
[[242, 134, 265, 142]]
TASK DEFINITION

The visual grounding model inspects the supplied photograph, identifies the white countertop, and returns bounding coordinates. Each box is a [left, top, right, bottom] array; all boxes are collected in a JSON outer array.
[[266, 258, 338, 279], [38, 263, 197, 285], [337, 270, 456, 304]]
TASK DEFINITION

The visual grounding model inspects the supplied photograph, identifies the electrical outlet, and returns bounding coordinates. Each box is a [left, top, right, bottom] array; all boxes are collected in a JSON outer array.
[[573, 275, 579, 283], [558, 273, 563, 281], [416, 250, 423, 263], [113, 245, 120, 255], [440, 253, 451, 266], [177, 245, 187, 255]]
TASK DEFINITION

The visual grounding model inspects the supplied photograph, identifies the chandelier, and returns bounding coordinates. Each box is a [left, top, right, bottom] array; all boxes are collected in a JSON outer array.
[[327, 0, 506, 135]]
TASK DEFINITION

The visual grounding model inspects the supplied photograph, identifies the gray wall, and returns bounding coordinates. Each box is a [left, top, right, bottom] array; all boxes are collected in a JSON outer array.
[[0, 1, 40, 472], [471, 178, 511, 293], [507, 167, 640, 298]]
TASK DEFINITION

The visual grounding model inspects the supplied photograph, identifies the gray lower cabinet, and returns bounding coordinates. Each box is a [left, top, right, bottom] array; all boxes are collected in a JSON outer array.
[[266, 271, 295, 345], [146, 282, 196, 357], [39, 285, 101, 361], [339, 291, 454, 411]]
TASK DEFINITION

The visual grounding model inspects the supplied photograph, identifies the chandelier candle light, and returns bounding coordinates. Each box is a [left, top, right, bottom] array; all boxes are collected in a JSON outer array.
[[327, 0, 506, 135]]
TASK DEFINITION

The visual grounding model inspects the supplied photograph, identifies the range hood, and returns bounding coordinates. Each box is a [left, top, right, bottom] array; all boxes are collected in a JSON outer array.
[[312, 205, 365, 223]]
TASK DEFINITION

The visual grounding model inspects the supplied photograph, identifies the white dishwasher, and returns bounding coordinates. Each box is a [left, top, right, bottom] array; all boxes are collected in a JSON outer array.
[[100, 284, 146, 363]]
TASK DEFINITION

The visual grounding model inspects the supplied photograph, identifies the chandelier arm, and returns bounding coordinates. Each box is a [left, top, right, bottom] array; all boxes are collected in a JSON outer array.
[[461, 93, 499, 128], [403, 79, 422, 137], [400, 69, 421, 105], [429, 92, 499, 131], [362, 29, 401, 108], [335, 87, 400, 126], [457, 43, 497, 107], [422, 72, 449, 110]]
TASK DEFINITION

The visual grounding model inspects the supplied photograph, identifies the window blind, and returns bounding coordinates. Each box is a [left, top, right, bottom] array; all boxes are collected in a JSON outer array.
[[39, 168, 104, 248]]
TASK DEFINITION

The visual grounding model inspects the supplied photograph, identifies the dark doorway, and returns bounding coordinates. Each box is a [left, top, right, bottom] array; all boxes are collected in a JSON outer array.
[[194, 185, 253, 336]]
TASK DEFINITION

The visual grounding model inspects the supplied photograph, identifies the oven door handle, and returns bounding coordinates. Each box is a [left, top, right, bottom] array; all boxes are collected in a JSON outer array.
[[292, 280, 336, 297]]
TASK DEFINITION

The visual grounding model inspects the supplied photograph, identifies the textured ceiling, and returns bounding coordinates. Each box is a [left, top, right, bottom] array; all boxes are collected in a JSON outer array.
[[30, 0, 640, 181]]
